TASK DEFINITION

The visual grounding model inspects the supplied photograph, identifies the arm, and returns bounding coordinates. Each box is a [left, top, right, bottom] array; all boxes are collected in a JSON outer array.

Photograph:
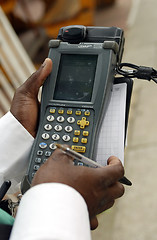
[[1, 57, 124, 239], [10, 183, 91, 240], [10, 150, 124, 239], [0, 58, 52, 192], [0, 112, 34, 192]]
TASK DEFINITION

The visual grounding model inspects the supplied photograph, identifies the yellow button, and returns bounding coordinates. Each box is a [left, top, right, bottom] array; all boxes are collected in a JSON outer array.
[[58, 109, 64, 114], [67, 109, 72, 115], [77, 117, 89, 129], [84, 110, 90, 116], [74, 130, 80, 136], [83, 131, 89, 137], [50, 108, 56, 114], [71, 145, 86, 153], [85, 121, 89, 126], [75, 111, 81, 115], [73, 137, 79, 143], [81, 138, 88, 144]]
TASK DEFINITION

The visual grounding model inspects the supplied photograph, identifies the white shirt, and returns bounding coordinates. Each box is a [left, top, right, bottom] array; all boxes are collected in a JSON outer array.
[[0, 112, 34, 193], [0, 112, 91, 239]]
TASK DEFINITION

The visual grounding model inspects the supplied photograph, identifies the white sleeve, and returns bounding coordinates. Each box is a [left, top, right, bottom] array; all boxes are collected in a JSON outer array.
[[0, 112, 34, 192], [10, 183, 91, 240]]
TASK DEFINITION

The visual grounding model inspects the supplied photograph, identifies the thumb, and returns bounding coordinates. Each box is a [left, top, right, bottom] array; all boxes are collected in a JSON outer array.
[[22, 58, 52, 97], [107, 156, 122, 166]]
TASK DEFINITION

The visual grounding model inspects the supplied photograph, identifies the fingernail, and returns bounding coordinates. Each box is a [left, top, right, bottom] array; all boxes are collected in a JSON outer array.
[[42, 58, 48, 68]]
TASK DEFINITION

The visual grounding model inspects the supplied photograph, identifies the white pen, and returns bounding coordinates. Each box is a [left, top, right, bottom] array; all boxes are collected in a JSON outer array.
[[55, 143, 132, 186], [56, 143, 102, 168]]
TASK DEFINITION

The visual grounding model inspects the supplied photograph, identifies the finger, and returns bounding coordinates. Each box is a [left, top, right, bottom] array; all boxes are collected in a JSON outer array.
[[107, 155, 122, 166], [97, 200, 115, 215], [94, 161, 124, 188], [22, 58, 52, 96], [108, 182, 125, 199], [95, 183, 124, 214], [90, 216, 98, 230], [47, 147, 74, 165], [105, 156, 124, 185]]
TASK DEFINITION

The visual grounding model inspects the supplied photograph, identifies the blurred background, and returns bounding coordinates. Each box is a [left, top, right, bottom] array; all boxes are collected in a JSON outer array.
[[1, 0, 157, 240], [0, 0, 130, 117]]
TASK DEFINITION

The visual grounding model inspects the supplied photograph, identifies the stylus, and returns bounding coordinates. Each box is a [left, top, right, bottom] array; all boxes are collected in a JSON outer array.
[[56, 144, 132, 186]]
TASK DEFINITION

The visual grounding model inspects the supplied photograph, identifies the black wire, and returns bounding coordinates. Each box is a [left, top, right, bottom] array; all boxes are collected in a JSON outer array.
[[116, 63, 157, 83]]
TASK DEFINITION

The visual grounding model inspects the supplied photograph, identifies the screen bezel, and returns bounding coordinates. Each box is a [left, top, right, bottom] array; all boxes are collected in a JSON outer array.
[[45, 42, 110, 107]]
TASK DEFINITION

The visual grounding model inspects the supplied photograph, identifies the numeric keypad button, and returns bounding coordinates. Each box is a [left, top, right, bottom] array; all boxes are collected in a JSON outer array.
[[62, 135, 71, 142], [52, 134, 60, 141], [67, 117, 75, 123], [42, 133, 50, 140], [65, 126, 73, 132], [57, 116, 65, 123], [54, 125, 62, 132], [49, 143, 57, 150], [44, 124, 52, 131], [47, 115, 55, 122]]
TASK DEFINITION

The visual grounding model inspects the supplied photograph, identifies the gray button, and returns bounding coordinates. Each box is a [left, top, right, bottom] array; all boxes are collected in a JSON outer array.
[[49, 143, 57, 150], [45, 151, 51, 157], [57, 116, 65, 123], [47, 115, 55, 122], [37, 150, 43, 156], [32, 172, 36, 178], [67, 117, 75, 123], [44, 124, 52, 130], [35, 158, 42, 163], [52, 134, 60, 141], [42, 133, 50, 140], [54, 125, 62, 131], [43, 159, 47, 163], [65, 126, 73, 132], [62, 135, 70, 142], [34, 165, 40, 171]]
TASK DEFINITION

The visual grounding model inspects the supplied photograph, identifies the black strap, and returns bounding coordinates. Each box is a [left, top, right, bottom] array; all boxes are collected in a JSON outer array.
[[0, 224, 12, 240]]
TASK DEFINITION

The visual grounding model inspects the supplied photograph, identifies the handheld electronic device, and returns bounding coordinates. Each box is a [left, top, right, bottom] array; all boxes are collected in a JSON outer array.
[[22, 25, 125, 192]]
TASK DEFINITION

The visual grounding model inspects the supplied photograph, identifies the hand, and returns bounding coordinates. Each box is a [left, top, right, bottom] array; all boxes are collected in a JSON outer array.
[[10, 58, 52, 137], [32, 148, 125, 230]]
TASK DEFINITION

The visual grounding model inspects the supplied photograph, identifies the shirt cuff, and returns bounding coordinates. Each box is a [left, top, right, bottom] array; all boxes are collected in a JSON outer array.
[[0, 112, 34, 192], [10, 183, 91, 240]]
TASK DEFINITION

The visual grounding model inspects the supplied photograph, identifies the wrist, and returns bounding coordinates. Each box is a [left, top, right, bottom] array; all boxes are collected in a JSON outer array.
[[9, 111, 35, 140]]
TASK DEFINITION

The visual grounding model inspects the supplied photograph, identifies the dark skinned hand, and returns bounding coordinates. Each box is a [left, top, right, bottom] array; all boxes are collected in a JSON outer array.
[[10, 58, 125, 230], [32, 148, 125, 230], [10, 58, 52, 137]]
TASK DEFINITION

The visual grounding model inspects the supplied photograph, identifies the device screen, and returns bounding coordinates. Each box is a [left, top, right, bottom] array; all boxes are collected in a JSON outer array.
[[53, 54, 98, 102]]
